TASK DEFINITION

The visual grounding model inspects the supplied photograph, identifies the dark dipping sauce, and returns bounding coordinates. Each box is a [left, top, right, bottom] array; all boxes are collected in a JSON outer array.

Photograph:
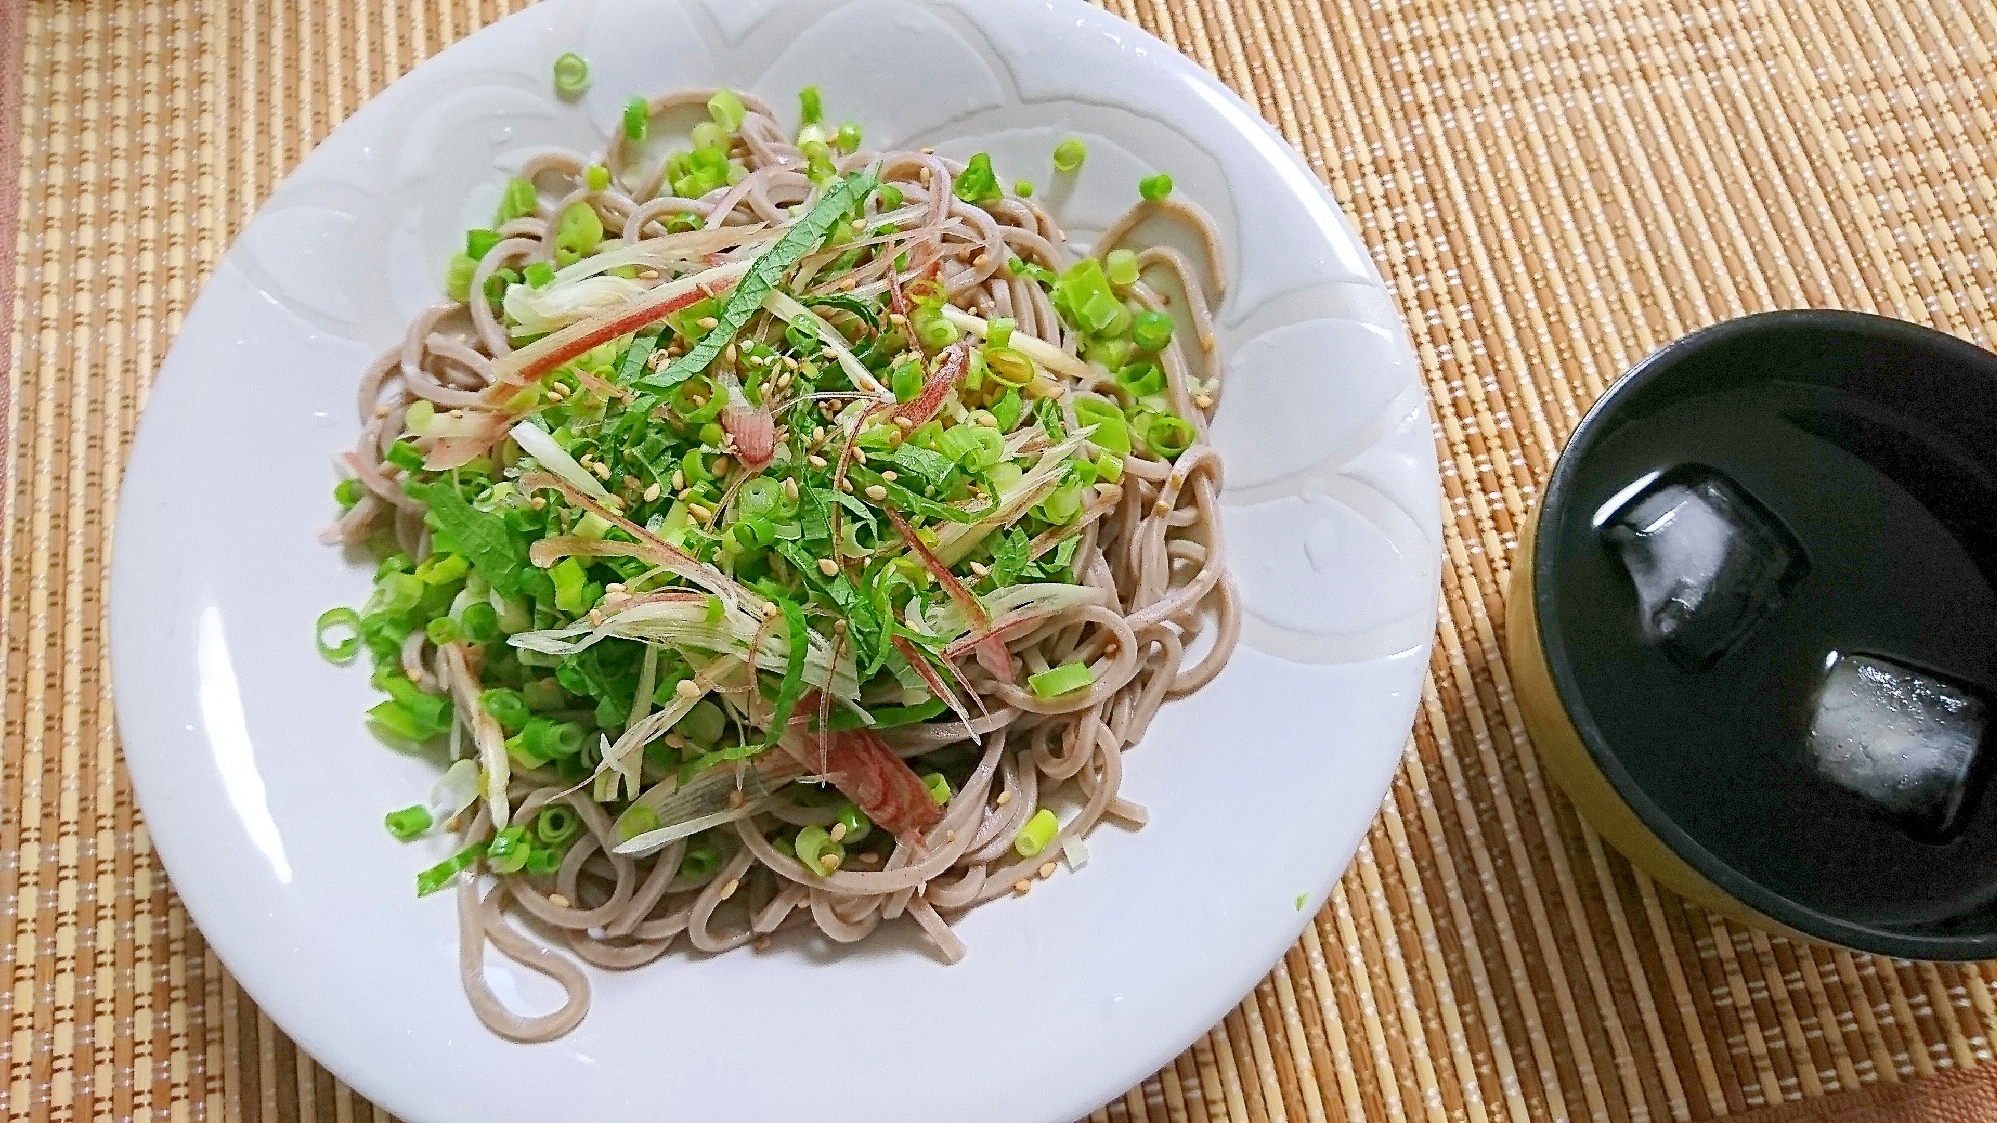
[[1536, 311, 1997, 937]]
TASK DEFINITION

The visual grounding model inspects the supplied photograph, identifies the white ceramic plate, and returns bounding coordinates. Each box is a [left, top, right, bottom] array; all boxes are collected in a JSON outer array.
[[110, 2, 1439, 1120]]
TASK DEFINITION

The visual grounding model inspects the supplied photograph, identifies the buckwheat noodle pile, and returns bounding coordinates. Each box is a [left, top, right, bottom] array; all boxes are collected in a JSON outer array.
[[328, 87, 1237, 1042]]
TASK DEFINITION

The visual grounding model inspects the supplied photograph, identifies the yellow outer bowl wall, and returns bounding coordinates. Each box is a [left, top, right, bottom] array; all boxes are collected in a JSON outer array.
[[1506, 500, 1815, 942]]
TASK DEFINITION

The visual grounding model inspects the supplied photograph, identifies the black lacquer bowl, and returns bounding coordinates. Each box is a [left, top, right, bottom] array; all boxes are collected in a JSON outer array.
[[1508, 309, 1997, 959]]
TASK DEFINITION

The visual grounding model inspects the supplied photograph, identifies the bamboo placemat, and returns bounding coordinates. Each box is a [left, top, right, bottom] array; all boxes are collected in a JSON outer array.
[[8, 0, 1997, 1120]]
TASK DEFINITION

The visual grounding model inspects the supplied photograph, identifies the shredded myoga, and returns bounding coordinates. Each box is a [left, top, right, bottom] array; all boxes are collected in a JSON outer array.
[[314, 77, 1237, 1042]]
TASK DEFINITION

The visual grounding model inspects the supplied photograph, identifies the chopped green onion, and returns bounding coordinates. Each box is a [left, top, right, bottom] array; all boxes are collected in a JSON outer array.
[[414, 552, 468, 585], [315, 607, 362, 664], [617, 803, 659, 841], [486, 826, 531, 875], [334, 477, 365, 509], [378, 572, 425, 615], [798, 86, 824, 126], [1115, 361, 1166, 397], [526, 848, 563, 876], [496, 177, 541, 224], [1014, 179, 1034, 198], [922, 772, 951, 805], [917, 312, 959, 350], [1146, 412, 1196, 459], [1028, 661, 1095, 698], [1105, 248, 1140, 287], [703, 593, 725, 624], [552, 201, 604, 264], [368, 700, 430, 741], [680, 835, 722, 881], [480, 688, 530, 732], [677, 698, 727, 746], [1053, 136, 1087, 173], [836, 121, 862, 153], [1139, 173, 1174, 201], [444, 253, 478, 301], [938, 422, 1006, 470], [1084, 337, 1133, 372], [1131, 310, 1174, 352], [795, 824, 843, 875], [986, 316, 1015, 351], [522, 718, 587, 760], [386, 441, 424, 473], [553, 52, 590, 96], [622, 95, 649, 141], [954, 152, 1002, 205], [415, 842, 486, 896], [536, 804, 580, 845], [584, 163, 610, 191], [891, 358, 925, 403], [707, 88, 746, 131], [384, 804, 433, 841], [1014, 808, 1059, 857], [873, 184, 904, 210], [424, 616, 460, 645], [1055, 257, 1122, 334], [465, 228, 503, 260], [984, 346, 1034, 388], [692, 121, 729, 152], [460, 601, 500, 642], [1073, 399, 1131, 456], [523, 260, 555, 289], [834, 803, 872, 846]]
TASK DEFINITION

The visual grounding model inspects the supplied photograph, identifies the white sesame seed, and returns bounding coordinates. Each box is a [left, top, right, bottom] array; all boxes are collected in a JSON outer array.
[[968, 562, 990, 577], [945, 831, 956, 843], [1039, 862, 1057, 879], [761, 601, 779, 619], [893, 416, 915, 429], [687, 502, 711, 521], [865, 484, 888, 501], [529, 496, 548, 510], [783, 477, 800, 502], [996, 790, 1013, 807], [837, 477, 853, 492], [672, 469, 686, 489], [807, 454, 828, 469], [829, 823, 847, 843], [1013, 879, 1032, 895], [1193, 394, 1214, 410], [548, 893, 571, 909], [676, 678, 701, 699], [818, 558, 839, 576], [851, 448, 867, 464], [644, 482, 662, 502], [639, 269, 660, 280], [819, 853, 841, 871], [719, 878, 740, 900], [881, 470, 898, 482], [697, 316, 720, 330]]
